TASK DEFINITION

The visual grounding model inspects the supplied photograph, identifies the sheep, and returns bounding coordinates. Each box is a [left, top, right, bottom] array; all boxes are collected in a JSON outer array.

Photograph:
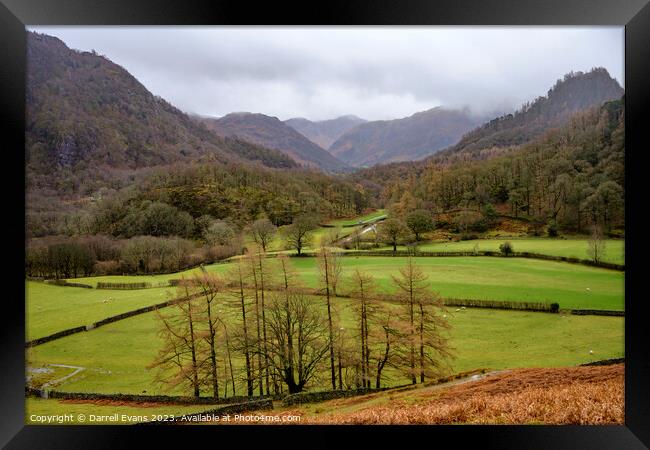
[[455, 308, 461, 312], [589, 350, 594, 355]]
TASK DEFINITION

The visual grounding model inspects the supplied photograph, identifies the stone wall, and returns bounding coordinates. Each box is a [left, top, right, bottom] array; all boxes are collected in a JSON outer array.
[[282, 387, 390, 406]]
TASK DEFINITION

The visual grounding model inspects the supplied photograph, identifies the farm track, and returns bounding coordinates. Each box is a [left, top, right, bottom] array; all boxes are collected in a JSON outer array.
[[41, 364, 86, 390]]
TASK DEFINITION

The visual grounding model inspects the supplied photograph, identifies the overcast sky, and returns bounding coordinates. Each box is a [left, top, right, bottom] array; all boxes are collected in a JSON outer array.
[[30, 26, 624, 121]]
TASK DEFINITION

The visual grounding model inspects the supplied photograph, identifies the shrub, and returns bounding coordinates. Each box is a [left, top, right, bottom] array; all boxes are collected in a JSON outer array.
[[205, 243, 240, 262], [469, 219, 489, 233], [550, 303, 560, 313], [547, 221, 559, 237], [405, 242, 419, 255], [93, 260, 121, 275], [357, 242, 376, 250], [405, 210, 434, 241], [499, 241, 514, 256], [460, 233, 479, 241]]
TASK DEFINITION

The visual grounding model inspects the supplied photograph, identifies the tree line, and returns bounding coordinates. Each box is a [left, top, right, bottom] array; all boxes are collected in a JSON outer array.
[[149, 250, 454, 398], [26, 214, 344, 278], [352, 99, 625, 236], [28, 158, 371, 239]]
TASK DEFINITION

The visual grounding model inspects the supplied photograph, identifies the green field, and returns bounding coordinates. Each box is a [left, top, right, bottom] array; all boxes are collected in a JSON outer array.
[[27, 232, 625, 422], [26, 282, 178, 341], [26, 301, 623, 397], [243, 223, 360, 253], [63, 255, 624, 312], [376, 238, 624, 265], [325, 209, 387, 227], [223, 256, 623, 311]]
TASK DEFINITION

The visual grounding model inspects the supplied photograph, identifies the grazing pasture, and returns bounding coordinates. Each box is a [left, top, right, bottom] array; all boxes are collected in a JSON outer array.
[[26, 301, 623, 396], [26, 282, 177, 341], [64, 255, 624, 312], [370, 238, 624, 265]]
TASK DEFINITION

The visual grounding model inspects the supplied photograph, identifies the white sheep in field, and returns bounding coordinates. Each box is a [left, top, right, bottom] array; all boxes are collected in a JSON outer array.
[[455, 308, 461, 312], [586, 287, 591, 292], [589, 350, 594, 355]]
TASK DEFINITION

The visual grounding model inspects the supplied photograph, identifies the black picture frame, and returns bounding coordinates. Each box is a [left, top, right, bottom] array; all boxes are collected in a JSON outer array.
[[2, 0, 649, 447]]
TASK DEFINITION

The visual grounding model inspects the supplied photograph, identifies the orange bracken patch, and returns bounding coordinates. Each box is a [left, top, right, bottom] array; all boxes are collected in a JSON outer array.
[[299, 365, 624, 425]]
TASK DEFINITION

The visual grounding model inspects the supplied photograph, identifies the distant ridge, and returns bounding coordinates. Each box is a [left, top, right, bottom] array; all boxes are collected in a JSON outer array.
[[284, 115, 367, 150], [434, 68, 625, 159], [25, 31, 298, 190], [328, 107, 490, 167], [198, 112, 351, 172]]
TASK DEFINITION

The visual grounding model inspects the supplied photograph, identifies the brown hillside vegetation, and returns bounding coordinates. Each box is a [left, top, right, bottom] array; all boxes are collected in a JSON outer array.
[[243, 364, 623, 425]]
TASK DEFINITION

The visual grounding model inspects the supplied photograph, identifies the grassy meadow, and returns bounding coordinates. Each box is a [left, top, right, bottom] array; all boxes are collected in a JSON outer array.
[[413, 238, 624, 265], [26, 282, 177, 341], [26, 218, 625, 424], [26, 294, 623, 397], [64, 255, 625, 311]]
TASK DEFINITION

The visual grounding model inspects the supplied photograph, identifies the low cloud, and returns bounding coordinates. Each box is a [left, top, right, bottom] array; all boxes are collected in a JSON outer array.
[[31, 26, 624, 121]]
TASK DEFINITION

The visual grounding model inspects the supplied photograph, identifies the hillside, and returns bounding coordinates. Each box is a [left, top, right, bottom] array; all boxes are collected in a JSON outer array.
[[435, 68, 624, 159], [352, 97, 625, 234], [284, 115, 367, 149], [268, 364, 624, 425], [328, 107, 488, 167], [198, 113, 350, 172], [26, 31, 297, 195], [24, 32, 367, 238]]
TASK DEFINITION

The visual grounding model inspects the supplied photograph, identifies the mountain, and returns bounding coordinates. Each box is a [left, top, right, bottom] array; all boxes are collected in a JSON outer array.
[[284, 115, 367, 149], [26, 31, 297, 192], [352, 97, 625, 233], [328, 107, 490, 167], [435, 68, 625, 159], [197, 113, 350, 172]]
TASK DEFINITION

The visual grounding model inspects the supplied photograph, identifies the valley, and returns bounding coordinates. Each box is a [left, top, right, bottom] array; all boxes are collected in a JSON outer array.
[[24, 29, 626, 426]]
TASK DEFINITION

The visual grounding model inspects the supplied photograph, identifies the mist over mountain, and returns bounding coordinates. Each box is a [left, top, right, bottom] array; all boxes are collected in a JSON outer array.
[[26, 31, 297, 194], [284, 115, 367, 150], [434, 68, 625, 160], [197, 113, 350, 172], [328, 107, 491, 167]]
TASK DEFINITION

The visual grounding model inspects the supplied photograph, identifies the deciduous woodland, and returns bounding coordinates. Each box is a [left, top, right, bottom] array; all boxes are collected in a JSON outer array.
[[25, 30, 625, 425]]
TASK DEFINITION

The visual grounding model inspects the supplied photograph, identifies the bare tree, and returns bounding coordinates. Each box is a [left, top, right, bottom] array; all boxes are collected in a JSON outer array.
[[372, 312, 399, 388], [392, 257, 453, 384], [588, 224, 606, 263], [189, 273, 226, 399], [349, 269, 376, 388], [245, 251, 266, 396], [378, 218, 409, 252], [148, 284, 204, 397], [248, 218, 277, 252], [226, 258, 254, 396], [415, 294, 454, 382], [253, 246, 274, 394], [257, 292, 331, 394], [284, 215, 318, 255], [317, 245, 342, 389], [218, 318, 236, 397]]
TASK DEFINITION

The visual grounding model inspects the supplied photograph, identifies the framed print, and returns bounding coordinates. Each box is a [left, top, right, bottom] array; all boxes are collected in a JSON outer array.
[[1, 0, 649, 447]]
